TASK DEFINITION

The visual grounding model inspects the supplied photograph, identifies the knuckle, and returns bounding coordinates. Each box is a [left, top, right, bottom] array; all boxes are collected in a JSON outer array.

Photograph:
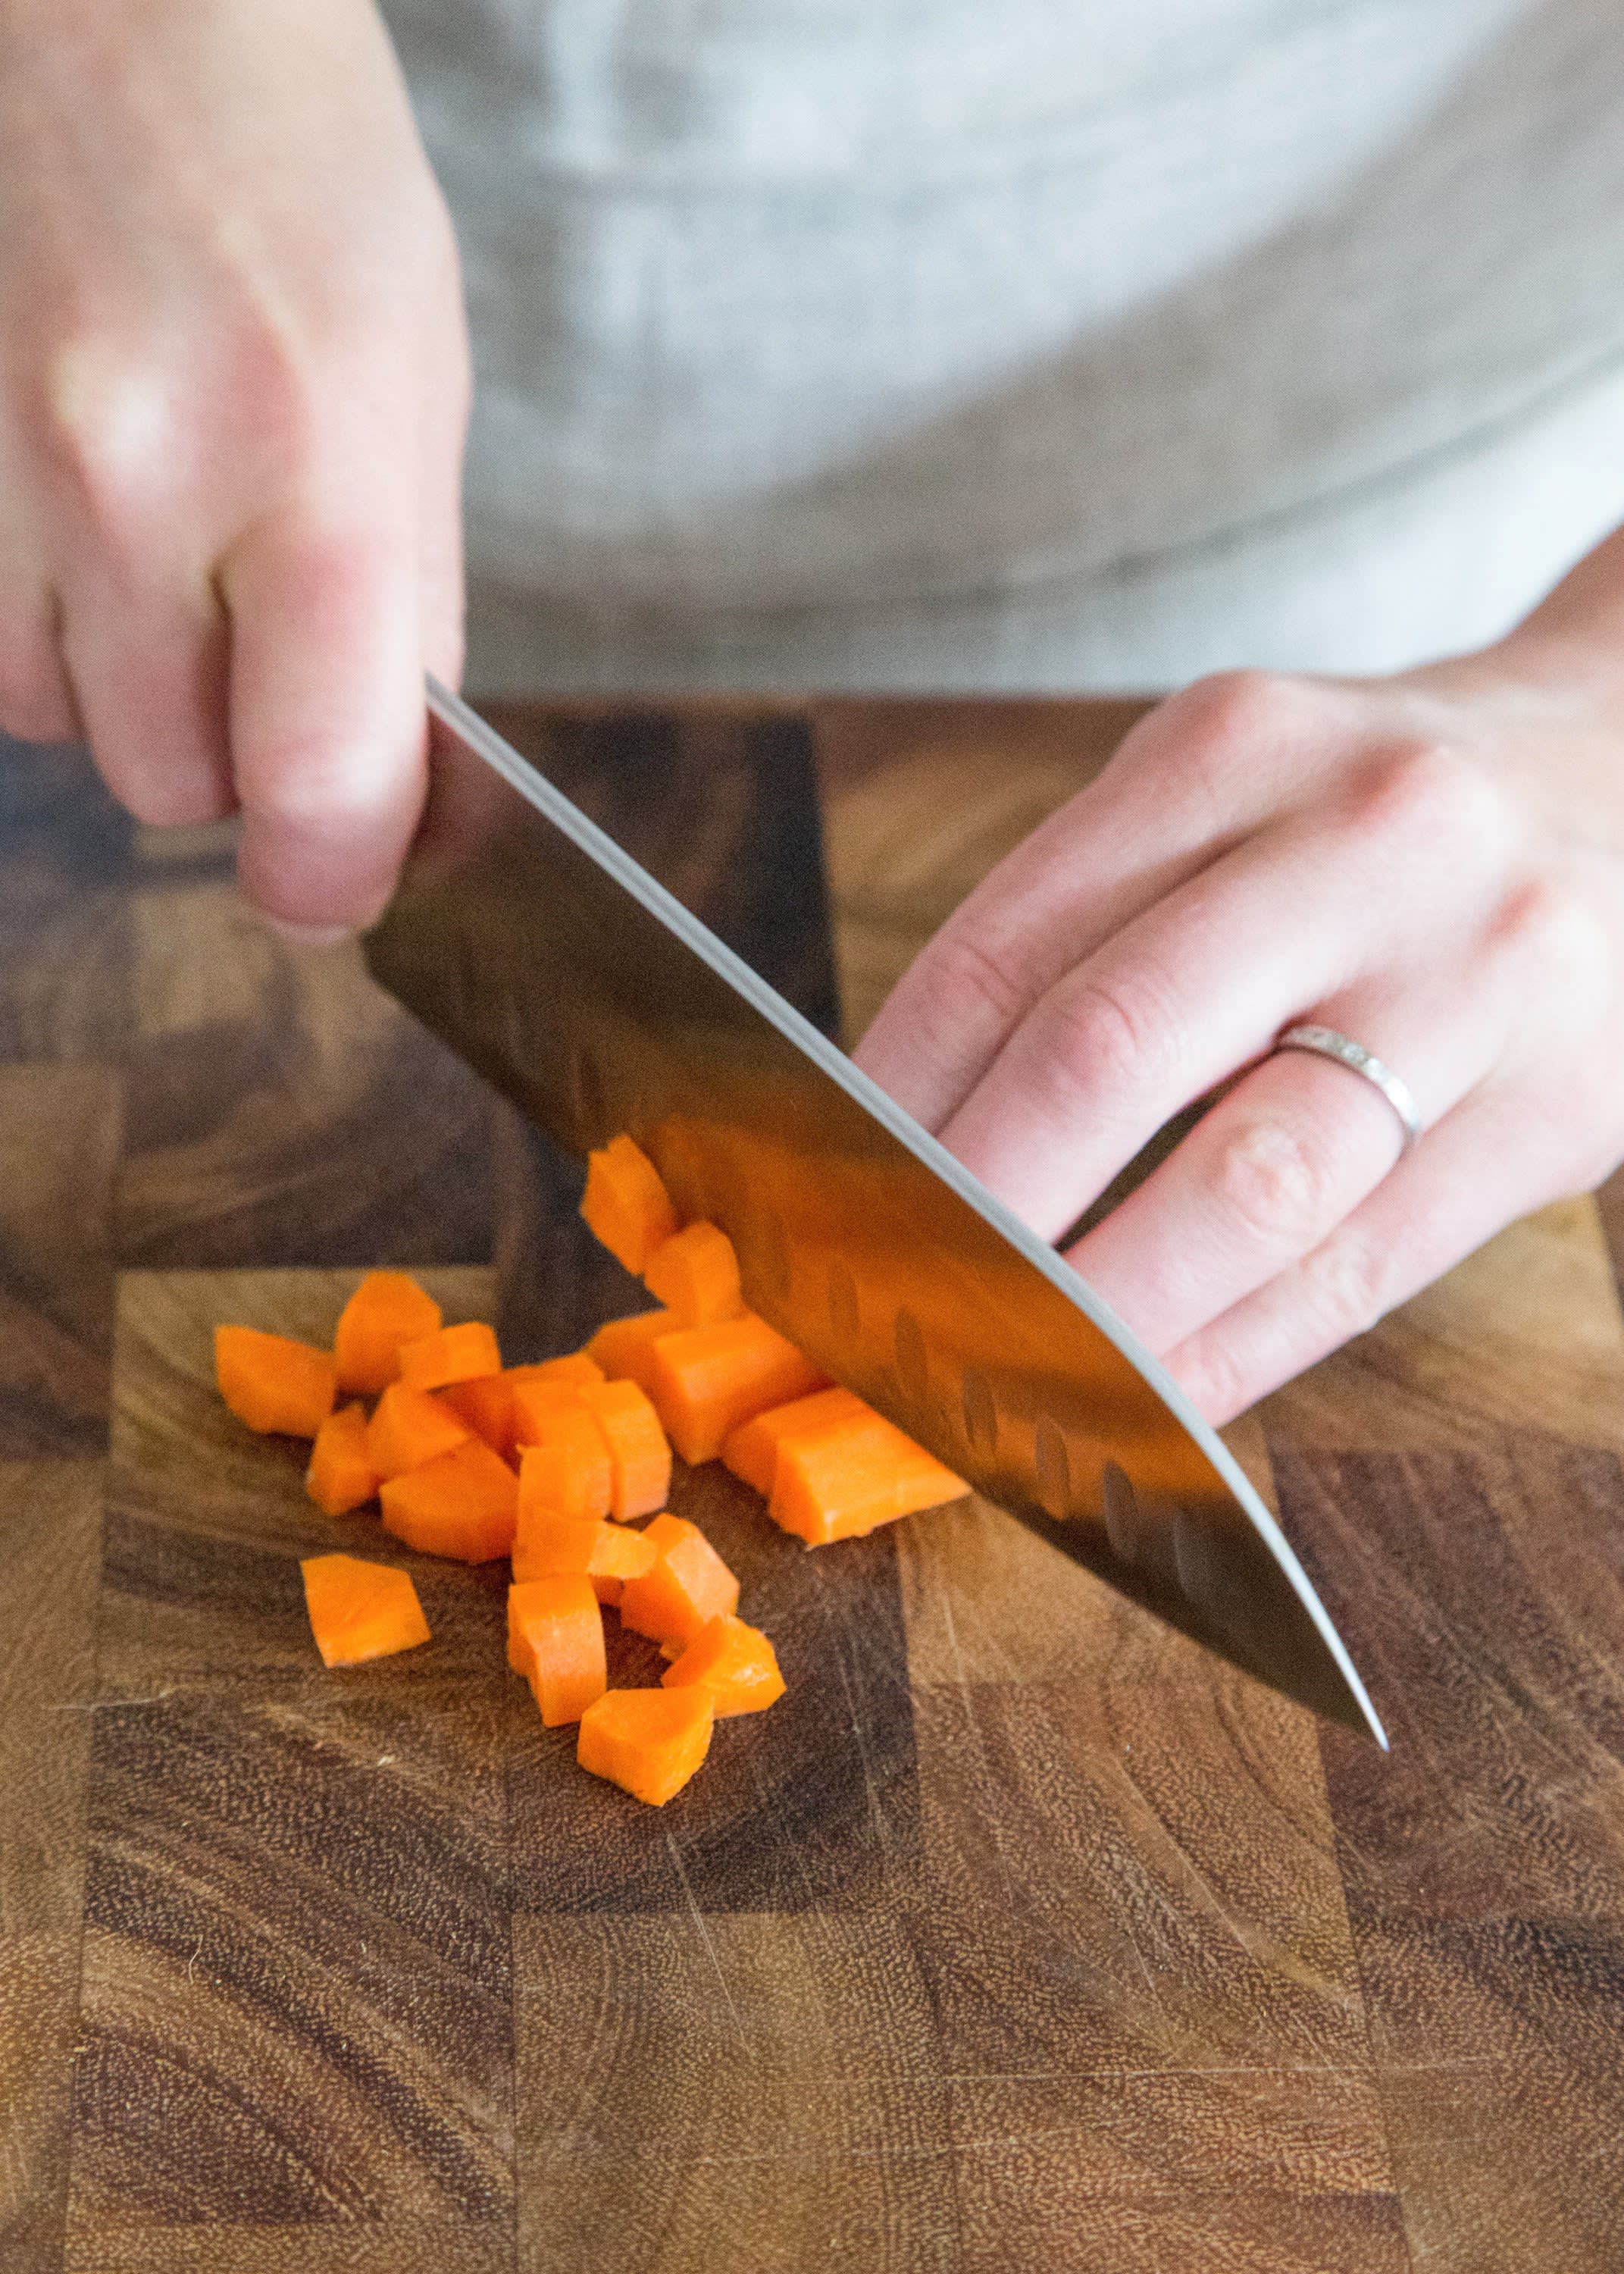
[[1037, 970, 1171, 1105], [1301, 1228, 1391, 1346], [37, 318, 327, 534], [926, 924, 1033, 1034], [36, 340, 167, 531], [1159, 668, 1324, 761], [1494, 875, 1610, 994], [1174, 1336, 1249, 1426], [1348, 738, 1511, 865], [1206, 1113, 1341, 1252]]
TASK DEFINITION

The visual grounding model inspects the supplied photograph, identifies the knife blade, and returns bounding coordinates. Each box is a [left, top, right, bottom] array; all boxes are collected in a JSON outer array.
[[365, 680, 1385, 1745]]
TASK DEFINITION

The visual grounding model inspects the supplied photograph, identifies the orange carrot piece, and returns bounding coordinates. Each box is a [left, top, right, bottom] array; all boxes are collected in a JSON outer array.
[[643, 1221, 745, 1328], [580, 1134, 680, 1275], [507, 1576, 607, 1725], [516, 1407, 613, 1524], [769, 1412, 968, 1546], [365, 1383, 471, 1481], [300, 1552, 430, 1668], [722, 1386, 871, 1496], [577, 1379, 671, 1520], [333, 1271, 443, 1396], [513, 1508, 600, 1585], [584, 1309, 678, 1395], [508, 1353, 605, 1391], [646, 1313, 825, 1466], [618, 1511, 740, 1647], [440, 1373, 517, 1461], [398, 1320, 502, 1393], [577, 1687, 714, 1806], [305, 1403, 379, 1518], [216, 1325, 336, 1438], [509, 1377, 589, 1447], [443, 1359, 605, 1464], [379, 1436, 518, 1563], [662, 1615, 785, 1717], [512, 1508, 659, 1593]]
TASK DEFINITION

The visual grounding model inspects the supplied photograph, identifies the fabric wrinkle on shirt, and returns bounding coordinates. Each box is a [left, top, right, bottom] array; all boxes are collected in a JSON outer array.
[[377, 0, 1624, 693]]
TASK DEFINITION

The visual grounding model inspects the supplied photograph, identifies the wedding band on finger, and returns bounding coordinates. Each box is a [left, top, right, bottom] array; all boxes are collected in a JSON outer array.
[[1271, 1024, 1424, 1153]]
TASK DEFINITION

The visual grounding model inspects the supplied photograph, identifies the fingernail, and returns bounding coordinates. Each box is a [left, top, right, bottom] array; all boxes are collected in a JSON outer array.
[[256, 913, 354, 948]]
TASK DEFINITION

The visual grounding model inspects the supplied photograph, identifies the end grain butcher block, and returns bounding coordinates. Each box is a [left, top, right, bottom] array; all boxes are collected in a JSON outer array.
[[2, 697, 1622, 2274]]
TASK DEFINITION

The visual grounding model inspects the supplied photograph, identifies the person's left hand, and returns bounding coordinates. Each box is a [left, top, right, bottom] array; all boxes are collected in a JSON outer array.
[[854, 631, 1624, 1424]]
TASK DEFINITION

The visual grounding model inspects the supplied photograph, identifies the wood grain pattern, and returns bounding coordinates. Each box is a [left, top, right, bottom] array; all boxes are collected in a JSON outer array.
[[1278, 1445, 1624, 2270], [5, 703, 1624, 2272], [71, 1266, 515, 2263], [0, 1067, 120, 1458], [0, 1461, 101, 2274], [513, 1912, 956, 2273], [117, 851, 498, 1270]]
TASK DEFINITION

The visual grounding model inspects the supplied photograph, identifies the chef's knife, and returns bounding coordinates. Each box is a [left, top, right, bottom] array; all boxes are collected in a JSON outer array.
[[365, 681, 1386, 1744]]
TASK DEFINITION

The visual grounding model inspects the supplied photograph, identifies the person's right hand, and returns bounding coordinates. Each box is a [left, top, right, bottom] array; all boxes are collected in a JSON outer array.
[[0, 0, 469, 933]]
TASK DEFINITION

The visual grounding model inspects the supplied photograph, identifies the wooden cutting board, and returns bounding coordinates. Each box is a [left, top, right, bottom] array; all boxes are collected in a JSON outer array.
[[2, 700, 1622, 2274]]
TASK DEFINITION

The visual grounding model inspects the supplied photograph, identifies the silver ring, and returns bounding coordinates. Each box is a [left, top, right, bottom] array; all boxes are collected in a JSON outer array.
[[1272, 1024, 1423, 1152]]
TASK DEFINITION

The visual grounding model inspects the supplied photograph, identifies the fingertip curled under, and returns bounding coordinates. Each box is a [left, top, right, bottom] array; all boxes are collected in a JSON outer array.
[[234, 810, 408, 944], [121, 773, 238, 830], [235, 858, 394, 946], [252, 909, 356, 948], [0, 692, 82, 749]]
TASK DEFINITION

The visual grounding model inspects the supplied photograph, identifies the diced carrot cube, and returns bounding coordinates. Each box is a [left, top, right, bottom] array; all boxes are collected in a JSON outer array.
[[512, 1508, 659, 1590], [584, 1309, 677, 1395], [379, 1436, 518, 1562], [510, 1378, 590, 1449], [662, 1615, 785, 1717], [517, 1405, 613, 1524], [647, 1313, 825, 1465], [216, 1325, 336, 1438], [769, 1412, 968, 1545], [305, 1402, 379, 1517], [580, 1135, 679, 1275], [365, 1383, 471, 1481], [722, 1386, 871, 1496], [577, 1687, 714, 1806], [618, 1511, 740, 1647], [301, 1552, 430, 1667], [577, 1379, 671, 1520], [333, 1272, 442, 1396], [508, 1576, 607, 1725], [398, 1320, 502, 1393], [446, 1359, 605, 1464], [512, 1509, 602, 1584], [440, 1373, 517, 1461], [643, 1221, 745, 1328]]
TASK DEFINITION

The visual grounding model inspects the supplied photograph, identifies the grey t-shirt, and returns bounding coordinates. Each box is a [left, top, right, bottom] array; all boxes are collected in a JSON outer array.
[[380, 0, 1624, 694]]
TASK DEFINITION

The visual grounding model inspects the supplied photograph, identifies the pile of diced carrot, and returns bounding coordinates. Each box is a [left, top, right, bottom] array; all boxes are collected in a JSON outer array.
[[214, 1134, 967, 1806]]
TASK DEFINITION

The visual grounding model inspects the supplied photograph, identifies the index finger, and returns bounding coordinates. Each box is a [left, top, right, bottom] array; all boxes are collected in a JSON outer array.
[[853, 672, 1349, 1129], [221, 512, 427, 935]]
